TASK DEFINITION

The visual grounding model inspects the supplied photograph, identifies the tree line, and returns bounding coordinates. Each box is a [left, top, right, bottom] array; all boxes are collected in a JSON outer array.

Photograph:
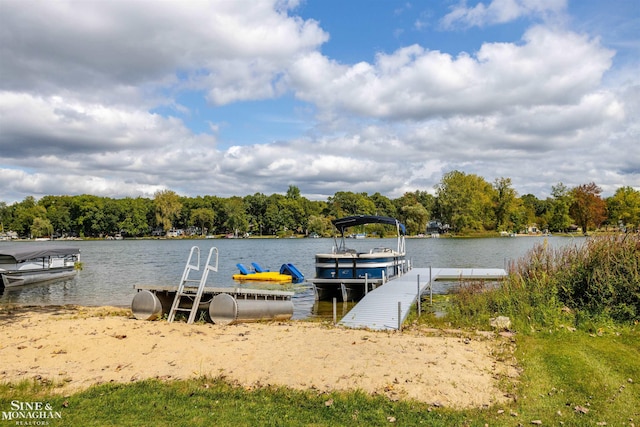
[[1, 171, 638, 239]]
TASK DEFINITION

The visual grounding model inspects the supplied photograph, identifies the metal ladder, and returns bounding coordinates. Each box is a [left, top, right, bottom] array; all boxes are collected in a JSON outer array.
[[167, 246, 219, 324]]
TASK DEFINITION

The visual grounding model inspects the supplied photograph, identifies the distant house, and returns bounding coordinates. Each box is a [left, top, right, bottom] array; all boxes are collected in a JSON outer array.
[[426, 220, 449, 234], [0, 230, 18, 240], [166, 228, 184, 238]]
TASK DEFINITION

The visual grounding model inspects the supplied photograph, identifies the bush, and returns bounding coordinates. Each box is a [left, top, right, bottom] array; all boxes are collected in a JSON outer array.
[[445, 233, 640, 332], [556, 234, 640, 323]]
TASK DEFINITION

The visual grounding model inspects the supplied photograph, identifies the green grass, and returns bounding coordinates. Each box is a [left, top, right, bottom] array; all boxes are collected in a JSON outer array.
[[513, 329, 640, 426]]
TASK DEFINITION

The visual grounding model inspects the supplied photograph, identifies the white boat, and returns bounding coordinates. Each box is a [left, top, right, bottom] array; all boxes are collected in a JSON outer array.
[[0, 244, 80, 288], [311, 215, 408, 301]]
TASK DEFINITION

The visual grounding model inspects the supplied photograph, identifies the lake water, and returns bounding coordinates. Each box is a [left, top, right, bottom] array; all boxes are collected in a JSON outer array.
[[0, 235, 585, 319]]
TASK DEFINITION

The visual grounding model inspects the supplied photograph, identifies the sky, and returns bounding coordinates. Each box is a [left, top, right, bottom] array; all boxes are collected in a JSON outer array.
[[0, 0, 638, 205]]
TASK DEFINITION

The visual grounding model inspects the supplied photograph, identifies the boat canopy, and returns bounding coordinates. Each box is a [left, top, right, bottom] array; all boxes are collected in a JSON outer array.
[[332, 215, 407, 235], [0, 245, 80, 262]]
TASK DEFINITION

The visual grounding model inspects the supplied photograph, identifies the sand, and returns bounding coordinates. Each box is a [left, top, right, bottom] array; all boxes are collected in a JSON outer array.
[[0, 305, 518, 408]]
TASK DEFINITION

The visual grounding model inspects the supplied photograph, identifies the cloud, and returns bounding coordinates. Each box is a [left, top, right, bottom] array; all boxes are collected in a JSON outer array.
[[0, 0, 637, 205], [441, 0, 568, 29], [289, 26, 614, 120], [0, 0, 328, 106]]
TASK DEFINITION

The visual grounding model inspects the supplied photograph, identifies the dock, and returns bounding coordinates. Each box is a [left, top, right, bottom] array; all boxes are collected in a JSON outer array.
[[134, 283, 294, 299], [132, 284, 294, 324], [338, 267, 507, 330]]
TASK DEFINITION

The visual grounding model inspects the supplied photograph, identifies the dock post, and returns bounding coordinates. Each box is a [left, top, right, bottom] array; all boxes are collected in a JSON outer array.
[[429, 266, 433, 306], [340, 283, 347, 302], [417, 274, 421, 317], [333, 298, 337, 325], [364, 273, 368, 295], [397, 301, 402, 331]]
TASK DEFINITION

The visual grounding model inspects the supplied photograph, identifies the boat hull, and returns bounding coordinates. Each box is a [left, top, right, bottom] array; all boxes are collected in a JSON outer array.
[[1, 266, 77, 288], [312, 252, 407, 301], [232, 271, 292, 283]]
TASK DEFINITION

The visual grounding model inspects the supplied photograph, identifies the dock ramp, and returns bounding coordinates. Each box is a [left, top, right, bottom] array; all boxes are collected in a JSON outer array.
[[339, 267, 507, 330]]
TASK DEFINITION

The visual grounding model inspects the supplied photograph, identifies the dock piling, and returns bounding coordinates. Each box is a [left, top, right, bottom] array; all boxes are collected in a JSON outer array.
[[417, 274, 421, 317], [333, 297, 337, 324]]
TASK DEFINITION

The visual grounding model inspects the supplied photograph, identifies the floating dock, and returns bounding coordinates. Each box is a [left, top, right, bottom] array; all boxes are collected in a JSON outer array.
[[338, 267, 507, 330], [132, 284, 294, 324], [132, 246, 296, 325]]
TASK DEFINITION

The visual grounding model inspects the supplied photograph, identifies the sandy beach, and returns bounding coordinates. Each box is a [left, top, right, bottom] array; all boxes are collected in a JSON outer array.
[[0, 305, 518, 408]]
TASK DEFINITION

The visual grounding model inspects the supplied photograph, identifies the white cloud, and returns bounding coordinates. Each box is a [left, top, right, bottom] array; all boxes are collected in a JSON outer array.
[[0, 0, 637, 205], [0, 0, 328, 106], [441, 0, 568, 29], [289, 26, 614, 120]]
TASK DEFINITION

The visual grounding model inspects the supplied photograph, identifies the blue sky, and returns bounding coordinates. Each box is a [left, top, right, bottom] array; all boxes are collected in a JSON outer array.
[[0, 0, 638, 204]]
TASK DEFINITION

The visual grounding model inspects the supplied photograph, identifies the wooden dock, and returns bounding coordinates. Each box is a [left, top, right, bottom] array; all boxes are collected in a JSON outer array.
[[338, 267, 507, 330]]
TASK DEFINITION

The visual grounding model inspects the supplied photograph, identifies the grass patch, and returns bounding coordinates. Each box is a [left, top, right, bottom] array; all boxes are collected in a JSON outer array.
[[513, 329, 640, 426], [0, 377, 482, 426]]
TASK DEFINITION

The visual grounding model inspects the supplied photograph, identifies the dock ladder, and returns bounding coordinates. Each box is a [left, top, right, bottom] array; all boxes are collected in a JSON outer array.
[[168, 246, 219, 324]]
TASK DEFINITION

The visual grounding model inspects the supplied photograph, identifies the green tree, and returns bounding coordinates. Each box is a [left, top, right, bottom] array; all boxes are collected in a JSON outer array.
[[262, 194, 297, 235], [435, 171, 495, 232], [493, 177, 519, 232], [520, 194, 545, 230], [607, 186, 640, 231], [30, 217, 53, 238], [285, 185, 301, 200], [327, 192, 376, 218], [190, 208, 216, 235], [244, 193, 269, 235], [401, 203, 429, 235], [570, 182, 607, 233], [370, 192, 397, 218], [546, 183, 572, 232], [154, 190, 182, 232], [10, 196, 47, 237], [307, 215, 332, 236], [0, 201, 9, 232], [223, 197, 248, 236], [39, 195, 72, 237], [118, 197, 152, 237]]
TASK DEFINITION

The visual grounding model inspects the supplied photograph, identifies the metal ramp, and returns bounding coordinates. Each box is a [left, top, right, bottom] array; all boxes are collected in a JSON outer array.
[[339, 267, 507, 330], [168, 246, 218, 324]]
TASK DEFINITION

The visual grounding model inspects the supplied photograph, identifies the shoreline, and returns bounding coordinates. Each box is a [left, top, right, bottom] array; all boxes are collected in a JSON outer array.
[[0, 304, 517, 408]]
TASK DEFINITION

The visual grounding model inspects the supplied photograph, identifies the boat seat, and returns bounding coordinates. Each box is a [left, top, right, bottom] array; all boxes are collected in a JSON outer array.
[[251, 262, 269, 272], [236, 263, 252, 275]]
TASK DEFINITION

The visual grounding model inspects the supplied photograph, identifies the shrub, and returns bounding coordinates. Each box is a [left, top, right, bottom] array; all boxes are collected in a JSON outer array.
[[445, 233, 640, 332]]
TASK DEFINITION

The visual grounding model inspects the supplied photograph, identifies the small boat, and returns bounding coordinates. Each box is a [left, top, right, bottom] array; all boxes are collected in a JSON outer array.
[[232, 262, 304, 283], [0, 244, 80, 288], [232, 271, 293, 283], [311, 215, 408, 301]]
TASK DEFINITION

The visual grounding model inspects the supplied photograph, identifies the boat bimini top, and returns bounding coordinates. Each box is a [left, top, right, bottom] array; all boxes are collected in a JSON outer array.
[[0, 245, 80, 262], [332, 215, 406, 236], [331, 215, 406, 254]]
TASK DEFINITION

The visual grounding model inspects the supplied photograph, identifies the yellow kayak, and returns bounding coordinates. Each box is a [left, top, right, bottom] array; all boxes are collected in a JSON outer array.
[[232, 271, 292, 283]]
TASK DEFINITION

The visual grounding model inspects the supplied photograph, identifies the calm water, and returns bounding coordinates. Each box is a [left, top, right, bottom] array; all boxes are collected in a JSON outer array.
[[0, 236, 585, 319]]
